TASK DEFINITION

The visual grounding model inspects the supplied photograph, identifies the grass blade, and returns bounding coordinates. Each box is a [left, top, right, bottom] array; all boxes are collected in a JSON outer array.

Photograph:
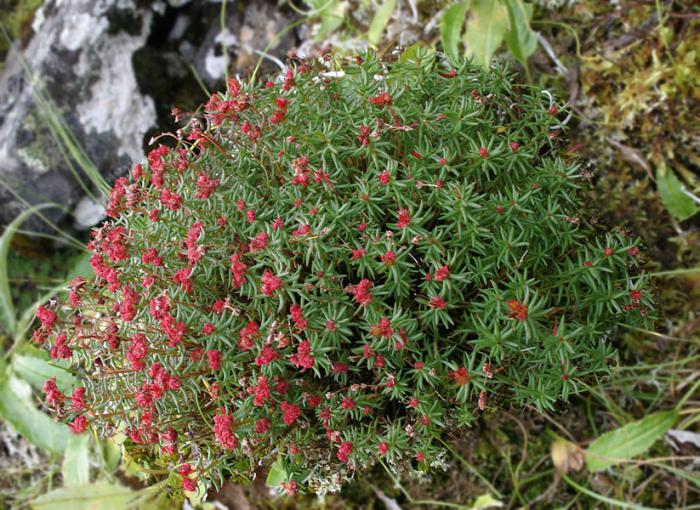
[[562, 474, 660, 510], [0, 204, 56, 335]]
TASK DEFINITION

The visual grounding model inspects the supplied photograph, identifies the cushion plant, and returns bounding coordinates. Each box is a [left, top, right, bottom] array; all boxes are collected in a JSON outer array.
[[36, 48, 652, 495]]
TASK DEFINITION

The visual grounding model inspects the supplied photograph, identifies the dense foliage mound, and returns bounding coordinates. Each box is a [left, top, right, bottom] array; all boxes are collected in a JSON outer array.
[[35, 49, 652, 495]]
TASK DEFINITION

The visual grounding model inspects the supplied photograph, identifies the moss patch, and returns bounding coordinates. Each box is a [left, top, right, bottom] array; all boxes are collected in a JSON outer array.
[[0, 0, 43, 72]]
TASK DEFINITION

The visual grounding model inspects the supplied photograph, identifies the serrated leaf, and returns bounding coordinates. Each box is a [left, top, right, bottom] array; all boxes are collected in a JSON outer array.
[[503, 0, 538, 65], [12, 347, 78, 393], [585, 410, 678, 471], [265, 457, 287, 487], [464, 0, 509, 68], [368, 0, 397, 46], [656, 167, 699, 221], [0, 372, 69, 454], [62, 433, 90, 486], [30, 481, 136, 510], [440, 1, 471, 65]]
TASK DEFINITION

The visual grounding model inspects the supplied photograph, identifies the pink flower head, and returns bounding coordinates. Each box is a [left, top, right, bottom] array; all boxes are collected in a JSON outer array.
[[70, 386, 85, 412], [369, 91, 392, 107], [450, 367, 470, 386], [253, 376, 271, 406], [281, 480, 297, 496], [69, 415, 89, 434], [213, 409, 238, 450], [43, 378, 65, 407], [351, 247, 365, 260], [381, 251, 396, 266], [434, 265, 450, 282], [230, 254, 248, 289], [289, 340, 315, 370], [507, 300, 528, 321], [256, 417, 271, 434], [261, 270, 283, 296], [255, 345, 280, 366], [292, 224, 311, 237], [238, 321, 259, 351], [378, 170, 391, 185], [429, 296, 447, 309], [249, 232, 269, 252], [207, 350, 222, 370], [336, 441, 353, 462], [397, 208, 411, 228], [350, 278, 374, 306], [36, 305, 57, 329], [280, 401, 301, 425]]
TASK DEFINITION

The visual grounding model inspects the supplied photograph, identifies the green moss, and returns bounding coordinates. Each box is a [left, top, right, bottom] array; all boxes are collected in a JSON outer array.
[[7, 235, 85, 319], [0, 0, 43, 72]]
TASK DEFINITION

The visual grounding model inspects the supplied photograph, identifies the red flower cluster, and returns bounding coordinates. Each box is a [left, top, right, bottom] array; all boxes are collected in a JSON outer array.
[[280, 401, 301, 425], [213, 409, 238, 450], [289, 340, 315, 370], [507, 300, 528, 321], [261, 270, 283, 296], [397, 208, 411, 228], [336, 441, 353, 462], [349, 278, 374, 306]]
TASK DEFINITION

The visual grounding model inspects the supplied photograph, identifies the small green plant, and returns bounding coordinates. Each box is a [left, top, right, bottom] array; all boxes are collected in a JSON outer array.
[[36, 49, 652, 497]]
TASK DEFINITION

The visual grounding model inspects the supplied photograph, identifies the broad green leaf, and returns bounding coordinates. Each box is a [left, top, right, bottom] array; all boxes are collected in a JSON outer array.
[[585, 410, 678, 471], [97, 437, 122, 472], [440, 1, 471, 66], [30, 481, 136, 510], [12, 347, 78, 393], [265, 457, 287, 487], [0, 204, 57, 335], [0, 373, 69, 454], [464, 0, 509, 68], [62, 433, 90, 486], [657, 166, 699, 221], [503, 0, 538, 65], [368, 0, 397, 46], [308, 0, 347, 42], [471, 493, 503, 509]]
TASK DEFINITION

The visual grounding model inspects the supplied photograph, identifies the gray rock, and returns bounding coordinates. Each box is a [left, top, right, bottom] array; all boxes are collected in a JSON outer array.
[[0, 0, 156, 232], [0, 0, 299, 232]]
